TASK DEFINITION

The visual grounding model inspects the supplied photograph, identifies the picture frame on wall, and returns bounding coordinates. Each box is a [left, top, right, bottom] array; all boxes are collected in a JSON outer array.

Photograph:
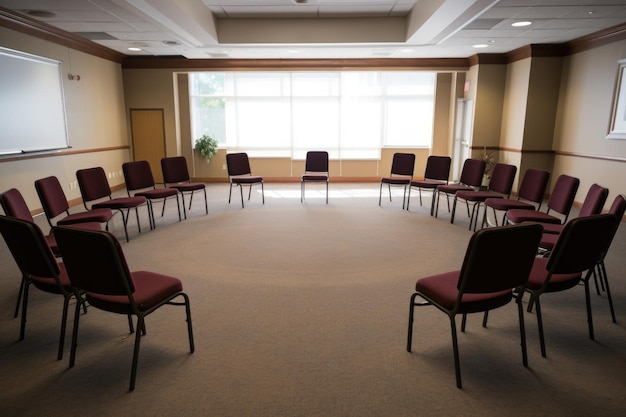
[[607, 58, 626, 140]]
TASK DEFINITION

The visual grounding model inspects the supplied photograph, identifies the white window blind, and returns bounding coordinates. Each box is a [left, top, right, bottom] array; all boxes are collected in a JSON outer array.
[[190, 71, 435, 159]]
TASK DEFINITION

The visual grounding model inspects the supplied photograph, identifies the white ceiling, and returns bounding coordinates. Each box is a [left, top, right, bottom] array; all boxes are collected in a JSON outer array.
[[1, 0, 626, 59]]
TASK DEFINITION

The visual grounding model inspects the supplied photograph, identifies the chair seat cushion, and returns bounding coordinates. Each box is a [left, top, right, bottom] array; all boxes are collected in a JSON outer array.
[[524, 222, 562, 234], [381, 177, 410, 185], [527, 257, 581, 293], [410, 179, 446, 189], [136, 188, 178, 199], [456, 191, 504, 202], [86, 270, 184, 314], [57, 208, 113, 225], [172, 183, 205, 192], [302, 175, 328, 181], [437, 184, 473, 194], [507, 209, 562, 225], [415, 271, 513, 314], [231, 176, 263, 184], [484, 198, 536, 211], [31, 262, 73, 293], [538, 233, 558, 252], [93, 196, 147, 210]]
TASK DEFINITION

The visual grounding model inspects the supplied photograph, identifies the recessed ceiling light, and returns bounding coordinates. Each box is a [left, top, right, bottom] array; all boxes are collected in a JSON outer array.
[[512, 21, 532, 27], [399, 48, 414, 53], [473, 44, 488, 49], [128, 47, 142, 51]]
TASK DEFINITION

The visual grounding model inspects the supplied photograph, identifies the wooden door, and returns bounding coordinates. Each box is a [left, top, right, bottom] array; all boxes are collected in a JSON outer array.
[[130, 109, 166, 183]]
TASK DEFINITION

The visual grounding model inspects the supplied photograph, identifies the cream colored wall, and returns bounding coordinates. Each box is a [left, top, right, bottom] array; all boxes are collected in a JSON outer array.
[[553, 40, 626, 204], [0, 28, 130, 211]]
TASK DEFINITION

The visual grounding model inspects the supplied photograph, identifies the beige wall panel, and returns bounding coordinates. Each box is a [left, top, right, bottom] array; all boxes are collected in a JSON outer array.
[[555, 41, 626, 156], [473, 64, 506, 148], [341, 160, 379, 177], [525, 57, 562, 150], [500, 59, 530, 150], [552, 40, 626, 202], [123, 69, 177, 158]]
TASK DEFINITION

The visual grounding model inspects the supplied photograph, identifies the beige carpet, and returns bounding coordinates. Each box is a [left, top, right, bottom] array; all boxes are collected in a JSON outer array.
[[1, 183, 625, 417]]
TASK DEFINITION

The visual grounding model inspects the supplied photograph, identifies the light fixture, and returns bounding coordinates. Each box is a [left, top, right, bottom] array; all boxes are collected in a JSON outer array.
[[128, 47, 142, 51], [473, 44, 488, 49], [512, 21, 532, 27], [26, 10, 56, 18]]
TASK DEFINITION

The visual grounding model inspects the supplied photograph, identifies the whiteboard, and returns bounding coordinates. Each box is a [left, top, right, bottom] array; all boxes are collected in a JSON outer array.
[[0, 46, 69, 155]]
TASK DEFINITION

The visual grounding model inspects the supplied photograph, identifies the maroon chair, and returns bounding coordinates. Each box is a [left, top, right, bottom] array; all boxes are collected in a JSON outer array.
[[161, 156, 208, 218], [226, 152, 264, 208], [524, 214, 616, 357], [433, 158, 486, 218], [54, 225, 195, 391], [451, 163, 517, 231], [482, 168, 550, 227], [301, 151, 330, 204], [407, 223, 542, 388], [0, 187, 99, 318], [35, 175, 113, 228], [0, 215, 82, 361], [76, 167, 149, 241], [506, 174, 580, 225], [379, 152, 415, 209], [122, 160, 182, 228], [1, 187, 63, 256], [406, 155, 451, 212], [538, 194, 625, 323], [531, 183, 608, 235]]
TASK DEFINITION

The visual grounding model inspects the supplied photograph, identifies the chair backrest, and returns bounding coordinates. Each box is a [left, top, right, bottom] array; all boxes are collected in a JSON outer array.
[[0, 215, 59, 278], [226, 152, 252, 177], [54, 226, 135, 297], [423, 155, 451, 182], [457, 223, 542, 295], [546, 174, 580, 216], [389, 153, 416, 177], [601, 194, 626, 260], [123, 161, 156, 191], [487, 163, 517, 195], [547, 214, 616, 275], [517, 168, 550, 205], [458, 159, 486, 187], [76, 167, 113, 204], [305, 151, 329, 174], [161, 156, 191, 184], [34, 176, 71, 220], [578, 183, 609, 217], [608, 194, 626, 219], [0, 188, 35, 222]]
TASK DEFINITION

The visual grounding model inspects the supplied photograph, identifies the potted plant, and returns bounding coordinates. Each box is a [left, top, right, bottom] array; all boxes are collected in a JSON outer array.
[[194, 134, 218, 163], [478, 147, 495, 188]]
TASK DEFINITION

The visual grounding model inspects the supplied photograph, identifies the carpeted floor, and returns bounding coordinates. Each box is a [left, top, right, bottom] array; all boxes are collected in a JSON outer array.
[[1, 183, 625, 417]]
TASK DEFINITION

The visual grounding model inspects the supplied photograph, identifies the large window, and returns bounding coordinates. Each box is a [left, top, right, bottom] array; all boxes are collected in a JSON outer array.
[[189, 71, 435, 159]]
